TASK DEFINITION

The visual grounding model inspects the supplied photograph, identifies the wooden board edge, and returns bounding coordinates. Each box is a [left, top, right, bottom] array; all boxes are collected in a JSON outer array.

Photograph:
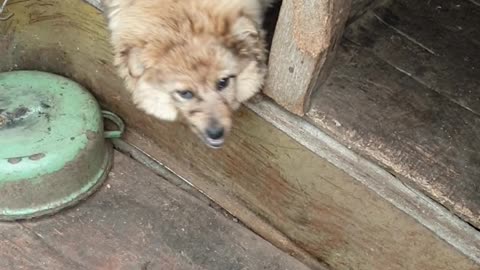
[[246, 98, 480, 264], [83, 0, 480, 264], [85, 0, 102, 9], [111, 137, 331, 270]]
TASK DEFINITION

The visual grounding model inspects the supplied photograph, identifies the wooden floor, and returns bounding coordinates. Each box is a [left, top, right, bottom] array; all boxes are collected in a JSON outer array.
[[307, 0, 480, 228], [0, 151, 310, 270], [2, 0, 479, 269]]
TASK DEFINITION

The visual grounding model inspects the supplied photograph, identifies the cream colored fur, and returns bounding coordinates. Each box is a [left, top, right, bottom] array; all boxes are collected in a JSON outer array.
[[103, 0, 274, 147]]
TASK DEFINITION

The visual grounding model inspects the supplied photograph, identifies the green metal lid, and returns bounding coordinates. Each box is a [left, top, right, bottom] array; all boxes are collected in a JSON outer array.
[[0, 71, 101, 180], [0, 70, 123, 220]]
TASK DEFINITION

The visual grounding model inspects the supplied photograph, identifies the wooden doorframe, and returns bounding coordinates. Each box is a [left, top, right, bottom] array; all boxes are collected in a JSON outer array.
[[264, 0, 352, 115]]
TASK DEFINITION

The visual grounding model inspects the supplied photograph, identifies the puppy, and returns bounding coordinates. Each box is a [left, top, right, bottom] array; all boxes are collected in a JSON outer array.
[[103, 0, 274, 148]]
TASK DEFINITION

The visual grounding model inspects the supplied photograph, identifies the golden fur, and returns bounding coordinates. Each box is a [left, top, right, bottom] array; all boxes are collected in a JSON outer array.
[[103, 0, 273, 148]]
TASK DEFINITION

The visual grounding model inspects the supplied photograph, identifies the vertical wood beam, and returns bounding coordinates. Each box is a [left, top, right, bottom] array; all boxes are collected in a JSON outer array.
[[264, 0, 351, 115]]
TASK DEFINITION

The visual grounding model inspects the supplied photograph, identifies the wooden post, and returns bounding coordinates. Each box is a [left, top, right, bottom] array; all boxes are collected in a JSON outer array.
[[264, 0, 351, 116]]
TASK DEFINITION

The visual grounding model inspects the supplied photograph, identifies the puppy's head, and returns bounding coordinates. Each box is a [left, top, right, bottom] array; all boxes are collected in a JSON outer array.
[[116, 15, 267, 148]]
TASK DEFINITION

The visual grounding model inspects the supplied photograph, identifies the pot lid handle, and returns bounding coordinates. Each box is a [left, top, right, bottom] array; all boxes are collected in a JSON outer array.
[[102, 110, 125, 139]]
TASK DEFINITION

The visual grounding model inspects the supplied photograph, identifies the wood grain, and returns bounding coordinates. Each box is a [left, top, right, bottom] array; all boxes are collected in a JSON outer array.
[[308, 41, 480, 227], [1, 1, 479, 269], [308, 0, 480, 229], [0, 152, 310, 270], [345, 0, 480, 114], [347, 0, 387, 24], [349, 0, 377, 19], [263, 0, 351, 115]]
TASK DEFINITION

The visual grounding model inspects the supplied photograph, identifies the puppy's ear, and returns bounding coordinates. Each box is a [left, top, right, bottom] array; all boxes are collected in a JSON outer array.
[[235, 61, 265, 103], [133, 79, 179, 121], [229, 17, 268, 104], [126, 47, 145, 77], [116, 46, 146, 79], [229, 17, 267, 62], [231, 17, 259, 42]]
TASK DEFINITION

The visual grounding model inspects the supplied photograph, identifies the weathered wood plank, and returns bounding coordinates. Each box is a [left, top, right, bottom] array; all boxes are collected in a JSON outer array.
[[308, 0, 480, 229], [263, 0, 351, 115], [307, 41, 480, 229], [0, 152, 310, 270], [124, 116, 480, 270], [1, 1, 479, 269], [348, 0, 377, 20], [344, 0, 480, 115]]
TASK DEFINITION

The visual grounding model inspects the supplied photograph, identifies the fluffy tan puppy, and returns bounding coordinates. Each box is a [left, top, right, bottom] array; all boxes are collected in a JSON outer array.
[[103, 0, 274, 148]]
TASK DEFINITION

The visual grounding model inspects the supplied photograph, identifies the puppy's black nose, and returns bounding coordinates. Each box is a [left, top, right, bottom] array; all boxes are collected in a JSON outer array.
[[206, 126, 224, 140]]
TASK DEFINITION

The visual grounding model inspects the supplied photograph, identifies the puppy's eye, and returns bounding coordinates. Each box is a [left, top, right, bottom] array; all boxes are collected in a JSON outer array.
[[176, 90, 194, 100], [216, 76, 232, 91]]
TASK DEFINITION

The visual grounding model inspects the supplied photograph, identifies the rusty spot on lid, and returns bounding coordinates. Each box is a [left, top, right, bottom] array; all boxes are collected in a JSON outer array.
[[0, 115, 6, 127], [29, 153, 46, 161], [13, 107, 29, 118], [8, 157, 22, 164], [86, 130, 97, 140]]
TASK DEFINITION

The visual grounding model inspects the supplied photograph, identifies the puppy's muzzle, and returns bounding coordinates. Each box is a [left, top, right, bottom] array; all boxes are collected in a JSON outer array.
[[204, 119, 225, 148]]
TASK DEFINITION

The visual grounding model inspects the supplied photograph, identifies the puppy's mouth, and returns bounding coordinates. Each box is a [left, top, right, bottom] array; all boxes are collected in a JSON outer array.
[[190, 125, 225, 149], [205, 137, 225, 149]]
